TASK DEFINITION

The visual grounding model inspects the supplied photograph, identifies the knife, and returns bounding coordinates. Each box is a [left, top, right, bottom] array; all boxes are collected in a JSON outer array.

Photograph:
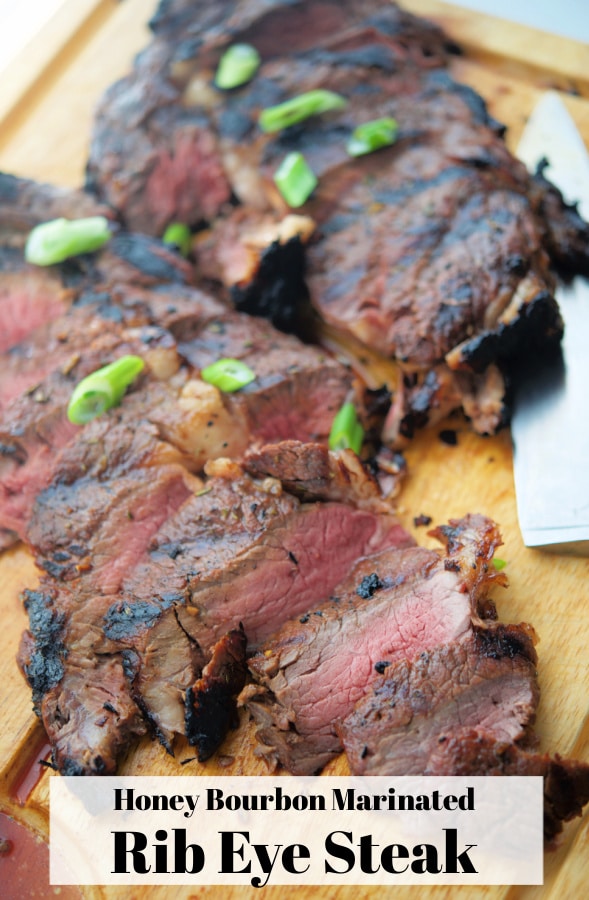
[[512, 91, 589, 554]]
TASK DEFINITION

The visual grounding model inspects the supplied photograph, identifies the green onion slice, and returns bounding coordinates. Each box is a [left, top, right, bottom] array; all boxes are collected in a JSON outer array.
[[259, 89, 347, 133], [25, 216, 112, 267], [274, 152, 317, 208], [162, 222, 192, 257], [346, 117, 398, 157], [215, 43, 261, 89], [67, 355, 145, 425], [493, 557, 507, 571], [201, 358, 256, 392], [328, 402, 364, 455]]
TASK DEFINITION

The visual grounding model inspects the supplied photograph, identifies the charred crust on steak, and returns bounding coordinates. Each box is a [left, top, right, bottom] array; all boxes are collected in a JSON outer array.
[[103, 599, 171, 641], [356, 572, 384, 599], [19, 589, 66, 714], [473, 622, 538, 664], [230, 236, 312, 338], [185, 625, 248, 761]]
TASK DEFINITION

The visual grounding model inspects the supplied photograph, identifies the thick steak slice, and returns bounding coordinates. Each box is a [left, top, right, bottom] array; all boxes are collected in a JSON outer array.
[[339, 623, 540, 775], [0, 171, 111, 239], [147, 0, 453, 59], [244, 514, 503, 774], [118, 457, 411, 651], [0, 172, 104, 352]]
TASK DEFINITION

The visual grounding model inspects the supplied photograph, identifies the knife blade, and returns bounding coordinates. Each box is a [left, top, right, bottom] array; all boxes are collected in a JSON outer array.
[[512, 91, 589, 554]]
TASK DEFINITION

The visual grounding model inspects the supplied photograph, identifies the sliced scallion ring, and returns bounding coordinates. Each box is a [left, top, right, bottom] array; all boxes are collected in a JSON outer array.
[[328, 402, 364, 455], [215, 43, 261, 90], [259, 89, 347, 133], [67, 355, 145, 425], [25, 216, 112, 267], [346, 117, 398, 157], [274, 152, 317, 208], [201, 358, 256, 392], [162, 222, 192, 257]]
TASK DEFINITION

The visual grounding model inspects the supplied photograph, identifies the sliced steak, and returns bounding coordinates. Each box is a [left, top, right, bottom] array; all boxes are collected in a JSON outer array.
[[159, 289, 357, 446], [119, 456, 411, 651], [243, 514, 503, 773], [1, 272, 358, 552], [18, 584, 148, 776], [85, 0, 589, 442], [339, 623, 540, 775], [147, 0, 454, 60], [20, 437, 411, 773]]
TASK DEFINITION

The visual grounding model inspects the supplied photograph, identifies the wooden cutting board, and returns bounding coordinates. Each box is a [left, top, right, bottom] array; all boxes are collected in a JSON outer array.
[[1, 1, 588, 897]]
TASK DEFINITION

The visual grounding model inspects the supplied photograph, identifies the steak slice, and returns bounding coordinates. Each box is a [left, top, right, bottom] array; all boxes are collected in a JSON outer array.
[[156, 286, 357, 447], [338, 583, 589, 845], [243, 514, 503, 773], [339, 623, 540, 775], [0, 170, 111, 240]]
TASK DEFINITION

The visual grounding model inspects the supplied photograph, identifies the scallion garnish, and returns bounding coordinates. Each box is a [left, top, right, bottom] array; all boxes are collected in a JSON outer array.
[[259, 89, 347, 133], [201, 358, 256, 392], [67, 355, 145, 425], [162, 222, 192, 257], [328, 402, 364, 455], [493, 558, 507, 571], [25, 216, 112, 266], [346, 117, 398, 157], [215, 43, 261, 89], [274, 152, 317, 208]]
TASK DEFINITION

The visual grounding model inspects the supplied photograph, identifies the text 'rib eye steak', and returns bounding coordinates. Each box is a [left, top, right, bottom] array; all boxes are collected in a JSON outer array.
[[84, 0, 589, 443], [242, 514, 503, 774], [19, 428, 411, 774]]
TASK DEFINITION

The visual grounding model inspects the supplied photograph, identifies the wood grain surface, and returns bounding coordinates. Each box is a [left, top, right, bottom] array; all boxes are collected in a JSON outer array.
[[0, 1, 588, 897]]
